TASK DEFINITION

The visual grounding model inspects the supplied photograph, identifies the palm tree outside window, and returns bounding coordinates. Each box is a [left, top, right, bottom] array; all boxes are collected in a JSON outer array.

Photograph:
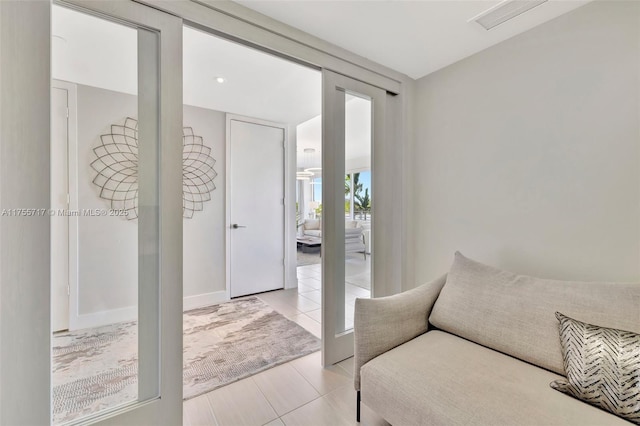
[[344, 171, 371, 221]]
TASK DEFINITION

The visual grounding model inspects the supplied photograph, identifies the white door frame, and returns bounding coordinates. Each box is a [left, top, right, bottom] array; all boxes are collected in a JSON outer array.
[[51, 80, 78, 332], [1, 0, 184, 422], [0, 2, 53, 422], [225, 114, 294, 300], [321, 69, 386, 366], [55, 1, 184, 425]]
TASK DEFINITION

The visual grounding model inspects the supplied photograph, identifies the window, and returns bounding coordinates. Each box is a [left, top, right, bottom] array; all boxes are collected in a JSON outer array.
[[345, 170, 371, 221]]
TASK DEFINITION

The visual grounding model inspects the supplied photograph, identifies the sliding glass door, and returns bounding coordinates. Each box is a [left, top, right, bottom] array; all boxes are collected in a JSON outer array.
[[51, 1, 182, 424], [322, 70, 386, 366]]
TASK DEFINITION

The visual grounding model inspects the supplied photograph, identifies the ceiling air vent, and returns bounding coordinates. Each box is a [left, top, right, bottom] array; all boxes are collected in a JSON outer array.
[[469, 0, 548, 30]]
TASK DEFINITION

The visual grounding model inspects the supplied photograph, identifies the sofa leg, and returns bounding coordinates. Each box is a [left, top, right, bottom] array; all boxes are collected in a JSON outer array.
[[357, 390, 361, 422]]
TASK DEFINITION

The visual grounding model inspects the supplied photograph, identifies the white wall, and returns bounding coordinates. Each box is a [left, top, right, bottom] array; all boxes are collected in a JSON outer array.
[[411, 0, 640, 284], [76, 85, 138, 316], [75, 84, 226, 326], [183, 105, 226, 298], [347, 156, 371, 173]]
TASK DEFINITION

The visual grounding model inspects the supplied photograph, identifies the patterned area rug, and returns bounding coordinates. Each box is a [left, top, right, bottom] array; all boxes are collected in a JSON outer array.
[[52, 297, 320, 424]]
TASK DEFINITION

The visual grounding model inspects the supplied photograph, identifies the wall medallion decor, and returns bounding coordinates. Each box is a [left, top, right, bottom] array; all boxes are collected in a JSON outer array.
[[91, 117, 217, 220]]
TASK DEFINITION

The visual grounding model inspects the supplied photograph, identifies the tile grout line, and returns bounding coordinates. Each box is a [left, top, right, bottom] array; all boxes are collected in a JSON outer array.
[[275, 393, 325, 420], [190, 392, 219, 426], [207, 395, 221, 426], [302, 312, 320, 325], [288, 352, 327, 396], [248, 375, 281, 425], [335, 362, 351, 377]]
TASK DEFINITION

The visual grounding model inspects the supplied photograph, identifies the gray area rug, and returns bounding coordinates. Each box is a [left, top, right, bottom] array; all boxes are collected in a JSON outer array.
[[297, 248, 321, 266], [52, 297, 320, 424]]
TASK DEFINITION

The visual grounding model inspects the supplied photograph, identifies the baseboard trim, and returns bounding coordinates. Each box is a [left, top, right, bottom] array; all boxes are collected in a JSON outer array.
[[71, 291, 228, 331], [72, 305, 138, 331], [183, 291, 228, 311]]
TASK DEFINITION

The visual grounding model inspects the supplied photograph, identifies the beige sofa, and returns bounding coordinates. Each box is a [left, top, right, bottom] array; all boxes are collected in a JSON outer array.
[[302, 219, 366, 258], [354, 252, 639, 425]]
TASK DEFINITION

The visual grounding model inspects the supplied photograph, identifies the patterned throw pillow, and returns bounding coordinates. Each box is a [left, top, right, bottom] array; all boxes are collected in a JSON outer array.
[[550, 312, 640, 424]]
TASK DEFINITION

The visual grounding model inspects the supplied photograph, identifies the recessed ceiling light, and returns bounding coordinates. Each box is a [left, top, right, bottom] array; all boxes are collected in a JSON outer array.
[[215, 77, 225, 83]]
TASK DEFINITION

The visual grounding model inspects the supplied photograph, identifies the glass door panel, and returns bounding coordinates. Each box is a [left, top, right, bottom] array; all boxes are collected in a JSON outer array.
[[52, 7, 145, 423], [322, 70, 385, 366], [50, 1, 182, 424], [341, 95, 372, 333]]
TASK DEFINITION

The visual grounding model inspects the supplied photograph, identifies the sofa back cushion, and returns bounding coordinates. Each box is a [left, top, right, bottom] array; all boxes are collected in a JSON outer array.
[[429, 252, 640, 375], [304, 219, 320, 230], [345, 220, 360, 229]]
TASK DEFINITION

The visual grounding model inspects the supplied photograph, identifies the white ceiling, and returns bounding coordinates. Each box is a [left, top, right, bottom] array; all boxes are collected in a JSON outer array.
[[52, 5, 321, 125], [52, 6, 138, 95], [235, 0, 591, 79], [183, 26, 321, 124], [297, 95, 372, 169]]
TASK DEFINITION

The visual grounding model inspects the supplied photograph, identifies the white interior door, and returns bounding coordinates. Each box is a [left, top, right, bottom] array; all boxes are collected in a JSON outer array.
[[229, 117, 285, 298], [51, 86, 69, 332], [322, 70, 386, 366]]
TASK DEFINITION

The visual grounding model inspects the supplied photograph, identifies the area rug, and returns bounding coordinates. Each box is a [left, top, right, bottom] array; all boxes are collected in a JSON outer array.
[[52, 297, 320, 424]]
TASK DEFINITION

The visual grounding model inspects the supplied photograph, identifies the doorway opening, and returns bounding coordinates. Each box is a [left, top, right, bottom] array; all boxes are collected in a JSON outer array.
[[296, 94, 373, 332], [180, 26, 325, 404]]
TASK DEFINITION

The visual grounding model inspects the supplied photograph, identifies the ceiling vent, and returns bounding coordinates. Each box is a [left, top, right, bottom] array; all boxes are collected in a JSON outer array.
[[469, 0, 548, 30]]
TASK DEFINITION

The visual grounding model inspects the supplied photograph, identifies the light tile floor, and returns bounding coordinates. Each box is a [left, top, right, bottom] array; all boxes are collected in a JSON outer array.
[[182, 264, 387, 426], [296, 260, 371, 331]]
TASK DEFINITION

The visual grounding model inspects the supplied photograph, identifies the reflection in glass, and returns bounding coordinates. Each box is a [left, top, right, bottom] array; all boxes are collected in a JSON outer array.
[[51, 5, 148, 423], [340, 94, 372, 333]]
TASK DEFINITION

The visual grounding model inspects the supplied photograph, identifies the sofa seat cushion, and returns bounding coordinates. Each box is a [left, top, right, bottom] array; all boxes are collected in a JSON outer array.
[[303, 230, 321, 237], [345, 241, 365, 253], [345, 228, 362, 237], [360, 331, 632, 426]]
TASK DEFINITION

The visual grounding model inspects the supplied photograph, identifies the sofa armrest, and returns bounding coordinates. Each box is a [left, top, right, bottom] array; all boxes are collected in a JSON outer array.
[[353, 274, 447, 390]]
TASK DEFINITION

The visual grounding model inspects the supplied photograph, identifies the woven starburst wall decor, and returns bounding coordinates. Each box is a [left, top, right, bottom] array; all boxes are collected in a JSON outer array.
[[91, 117, 217, 220]]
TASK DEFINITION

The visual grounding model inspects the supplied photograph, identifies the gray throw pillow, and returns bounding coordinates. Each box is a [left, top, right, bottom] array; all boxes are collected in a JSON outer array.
[[550, 312, 640, 424]]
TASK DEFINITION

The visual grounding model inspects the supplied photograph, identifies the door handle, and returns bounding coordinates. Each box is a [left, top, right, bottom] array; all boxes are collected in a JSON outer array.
[[232, 224, 247, 229]]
